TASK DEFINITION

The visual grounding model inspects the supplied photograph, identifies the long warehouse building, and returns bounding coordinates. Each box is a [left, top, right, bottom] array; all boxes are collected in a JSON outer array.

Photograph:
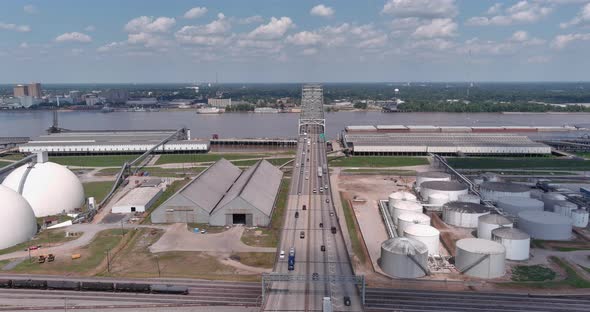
[[342, 132, 552, 156], [151, 158, 283, 226]]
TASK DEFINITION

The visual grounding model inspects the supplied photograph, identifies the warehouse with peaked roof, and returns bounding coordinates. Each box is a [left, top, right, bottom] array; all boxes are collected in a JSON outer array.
[[150, 158, 283, 226]]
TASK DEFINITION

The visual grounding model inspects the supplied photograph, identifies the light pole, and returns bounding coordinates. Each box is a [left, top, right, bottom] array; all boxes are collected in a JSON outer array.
[[155, 255, 161, 277]]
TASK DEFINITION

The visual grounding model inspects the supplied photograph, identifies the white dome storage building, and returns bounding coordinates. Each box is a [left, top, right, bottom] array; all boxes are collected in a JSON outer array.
[[492, 227, 530, 261], [403, 224, 440, 255], [416, 172, 451, 188], [517, 211, 572, 240], [391, 200, 423, 225], [2, 161, 85, 217], [443, 202, 491, 228], [477, 214, 513, 240], [0, 185, 38, 249], [480, 182, 530, 202], [397, 212, 431, 236], [388, 192, 417, 210], [455, 238, 506, 279], [420, 181, 468, 203], [458, 194, 480, 204], [380, 237, 429, 278], [571, 209, 589, 228], [496, 197, 544, 216]]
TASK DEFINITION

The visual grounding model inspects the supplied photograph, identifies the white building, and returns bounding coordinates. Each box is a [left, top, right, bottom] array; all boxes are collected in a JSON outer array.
[[112, 187, 163, 213], [85, 96, 101, 106], [208, 98, 232, 108], [18, 96, 42, 108]]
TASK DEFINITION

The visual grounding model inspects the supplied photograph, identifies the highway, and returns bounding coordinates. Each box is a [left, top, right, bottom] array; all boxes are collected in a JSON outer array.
[[263, 124, 362, 311]]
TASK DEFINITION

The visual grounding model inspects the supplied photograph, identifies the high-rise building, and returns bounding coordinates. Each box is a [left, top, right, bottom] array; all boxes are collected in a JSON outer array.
[[69, 91, 82, 103], [28, 83, 42, 98], [14, 85, 28, 97]]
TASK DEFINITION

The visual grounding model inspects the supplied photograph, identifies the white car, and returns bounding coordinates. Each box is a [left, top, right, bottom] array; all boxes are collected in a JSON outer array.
[[279, 250, 285, 260]]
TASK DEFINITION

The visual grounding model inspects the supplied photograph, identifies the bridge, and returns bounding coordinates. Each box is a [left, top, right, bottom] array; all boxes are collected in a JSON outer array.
[[263, 85, 363, 311]]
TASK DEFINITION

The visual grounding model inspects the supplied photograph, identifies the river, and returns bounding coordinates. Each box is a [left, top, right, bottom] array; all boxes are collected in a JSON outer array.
[[1, 111, 589, 139]]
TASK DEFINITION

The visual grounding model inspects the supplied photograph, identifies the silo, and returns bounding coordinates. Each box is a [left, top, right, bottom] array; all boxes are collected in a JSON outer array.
[[553, 201, 577, 217], [379, 237, 429, 278], [420, 181, 468, 202], [541, 192, 567, 211], [397, 212, 431, 236], [443, 202, 491, 228], [496, 196, 544, 216], [455, 238, 506, 279], [416, 171, 451, 188], [571, 209, 589, 228], [403, 224, 440, 255], [517, 211, 572, 240], [388, 192, 417, 210], [391, 200, 423, 225], [428, 193, 449, 211], [477, 214, 513, 239], [480, 182, 530, 202], [492, 227, 530, 261], [530, 189, 544, 200], [458, 194, 480, 204]]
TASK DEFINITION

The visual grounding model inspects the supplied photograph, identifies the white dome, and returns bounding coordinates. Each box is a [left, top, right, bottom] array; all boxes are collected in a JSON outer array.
[[0, 185, 38, 249], [2, 162, 85, 217]]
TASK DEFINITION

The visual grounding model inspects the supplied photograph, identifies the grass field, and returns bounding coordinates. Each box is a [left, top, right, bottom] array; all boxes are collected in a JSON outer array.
[[156, 153, 275, 165], [576, 152, 590, 159], [341, 169, 417, 175], [0, 160, 11, 167], [83, 181, 115, 203], [340, 192, 366, 265], [448, 157, 590, 170], [145, 179, 191, 224], [511, 265, 556, 282], [234, 252, 275, 269], [329, 156, 428, 168], [50, 155, 139, 167], [503, 257, 590, 289], [0, 230, 76, 256]]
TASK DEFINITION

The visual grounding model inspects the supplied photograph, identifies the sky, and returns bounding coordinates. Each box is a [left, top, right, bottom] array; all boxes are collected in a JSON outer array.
[[1, 0, 590, 83]]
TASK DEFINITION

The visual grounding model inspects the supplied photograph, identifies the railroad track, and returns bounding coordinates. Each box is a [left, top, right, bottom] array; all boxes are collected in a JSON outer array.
[[365, 288, 590, 312]]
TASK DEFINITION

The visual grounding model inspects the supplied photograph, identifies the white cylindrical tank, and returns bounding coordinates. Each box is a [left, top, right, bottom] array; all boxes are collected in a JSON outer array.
[[443, 202, 491, 228], [553, 201, 577, 217], [455, 238, 506, 279], [380, 237, 428, 278], [420, 181, 468, 202], [530, 189, 544, 200], [404, 224, 440, 256], [496, 196, 544, 216], [416, 171, 451, 188], [542, 192, 567, 211], [480, 182, 530, 202], [2, 162, 85, 217], [571, 209, 589, 228], [458, 194, 480, 204], [428, 193, 449, 210], [391, 200, 423, 225], [492, 227, 530, 261], [517, 211, 572, 240], [397, 212, 431, 236], [477, 214, 513, 240], [0, 185, 38, 249], [388, 192, 417, 211]]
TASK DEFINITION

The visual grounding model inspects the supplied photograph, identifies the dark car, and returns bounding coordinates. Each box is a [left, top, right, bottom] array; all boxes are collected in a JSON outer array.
[[312, 273, 319, 281], [300, 231, 305, 239], [295, 211, 299, 218]]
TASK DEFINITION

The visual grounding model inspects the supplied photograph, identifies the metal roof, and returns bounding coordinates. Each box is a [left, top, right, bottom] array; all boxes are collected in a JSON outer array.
[[481, 182, 530, 193], [344, 133, 548, 148], [444, 201, 490, 213], [456, 238, 505, 254], [479, 214, 512, 225], [518, 211, 572, 225], [381, 237, 428, 255], [492, 227, 530, 240], [114, 187, 162, 207], [421, 181, 468, 191]]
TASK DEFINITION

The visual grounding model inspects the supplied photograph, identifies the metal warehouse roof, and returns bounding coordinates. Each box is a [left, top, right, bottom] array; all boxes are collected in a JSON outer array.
[[114, 186, 162, 207]]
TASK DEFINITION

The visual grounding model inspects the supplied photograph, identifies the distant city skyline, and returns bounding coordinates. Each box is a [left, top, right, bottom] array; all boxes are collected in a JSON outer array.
[[2, 0, 590, 83]]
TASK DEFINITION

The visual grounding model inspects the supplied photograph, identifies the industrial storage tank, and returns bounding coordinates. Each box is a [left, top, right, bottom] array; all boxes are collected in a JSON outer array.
[[477, 214, 513, 239], [482, 172, 501, 182], [571, 209, 589, 228], [496, 196, 544, 216], [458, 194, 480, 204], [0, 185, 38, 249], [530, 189, 544, 200], [2, 161, 85, 217], [492, 227, 530, 261], [403, 224, 440, 255], [541, 193, 567, 211], [553, 201, 577, 217], [428, 193, 449, 210], [416, 171, 451, 188], [455, 238, 506, 279], [391, 200, 423, 225], [420, 181, 468, 203], [380, 237, 429, 278], [388, 192, 417, 210], [443, 202, 491, 228], [480, 182, 530, 202], [517, 211, 572, 240], [397, 212, 431, 236]]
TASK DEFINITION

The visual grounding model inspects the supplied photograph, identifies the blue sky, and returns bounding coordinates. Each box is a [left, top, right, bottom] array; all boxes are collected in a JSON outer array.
[[1, 0, 590, 83]]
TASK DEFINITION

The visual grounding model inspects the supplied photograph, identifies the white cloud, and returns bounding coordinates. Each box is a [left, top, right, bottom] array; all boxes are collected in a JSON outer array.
[[248, 17, 294, 40], [466, 1, 552, 26], [560, 3, 590, 28], [124, 16, 176, 33], [55, 32, 92, 43], [175, 14, 231, 46], [127, 32, 169, 48], [510, 30, 529, 42], [413, 18, 457, 38], [184, 7, 208, 19], [0, 22, 31, 32], [552, 32, 590, 49], [286, 31, 322, 46], [236, 15, 264, 25], [382, 0, 458, 18], [486, 3, 503, 15], [23, 5, 38, 14], [310, 4, 334, 17], [85, 25, 96, 32], [97, 42, 123, 52]]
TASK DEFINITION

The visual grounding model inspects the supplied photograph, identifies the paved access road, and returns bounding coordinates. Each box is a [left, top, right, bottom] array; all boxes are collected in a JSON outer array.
[[264, 125, 362, 311]]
